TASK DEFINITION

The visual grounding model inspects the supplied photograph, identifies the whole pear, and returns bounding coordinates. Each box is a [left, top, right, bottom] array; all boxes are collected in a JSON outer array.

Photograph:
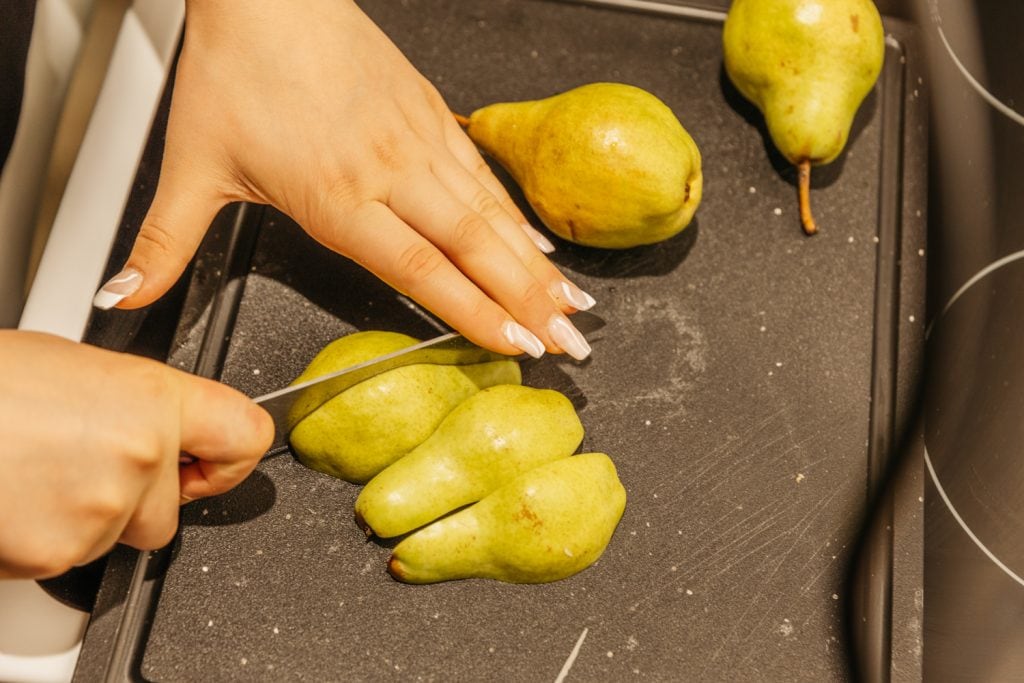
[[722, 0, 884, 234], [289, 331, 520, 483], [460, 82, 702, 249], [355, 385, 584, 538], [388, 453, 627, 584]]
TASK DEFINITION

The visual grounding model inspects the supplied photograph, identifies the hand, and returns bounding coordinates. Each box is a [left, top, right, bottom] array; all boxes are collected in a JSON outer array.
[[0, 331, 273, 580], [93, 0, 594, 360]]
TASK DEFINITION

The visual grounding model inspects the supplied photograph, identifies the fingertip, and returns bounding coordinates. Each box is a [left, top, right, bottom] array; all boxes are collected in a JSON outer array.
[[520, 222, 556, 254], [250, 402, 275, 455], [92, 267, 143, 310], [501, 320, 545, 358], [113, 178, 223, 309]]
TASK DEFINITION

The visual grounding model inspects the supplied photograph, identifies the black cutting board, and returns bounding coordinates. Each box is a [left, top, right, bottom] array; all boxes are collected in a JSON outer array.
[[73, 1, 927, 680]]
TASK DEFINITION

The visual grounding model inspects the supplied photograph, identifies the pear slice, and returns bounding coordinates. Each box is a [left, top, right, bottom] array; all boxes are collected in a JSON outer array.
[[388, 453, 627, 584], [355, 385, 583, 538]]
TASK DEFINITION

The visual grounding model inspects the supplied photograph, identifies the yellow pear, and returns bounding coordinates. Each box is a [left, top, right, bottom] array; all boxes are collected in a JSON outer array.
[[289, 331, 520, 483], [355, 385, 584, 538], [723, 0, 885, 234], [389, 453, 627, 584], [460, 82, 702, 249]]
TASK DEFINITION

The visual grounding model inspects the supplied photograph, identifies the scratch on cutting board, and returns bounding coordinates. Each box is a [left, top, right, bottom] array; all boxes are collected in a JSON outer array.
[[554, 628, 589, 683], [701, 487, 843, 678]]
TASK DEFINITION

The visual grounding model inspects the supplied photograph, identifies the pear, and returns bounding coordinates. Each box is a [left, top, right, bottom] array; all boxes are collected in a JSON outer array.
[[355, 385, 584, 538], [388, 453, 627, 584], [723, 0, 884, 235], [289, 331, 520, 483], [457, 82, 702, 249]]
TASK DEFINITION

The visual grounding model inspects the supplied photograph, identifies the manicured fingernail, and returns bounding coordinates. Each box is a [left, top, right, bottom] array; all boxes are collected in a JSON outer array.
[[522, 223, 556, 254], [502, 320, 545, 358], [93, 267, 142, 310], [556, 281, 597, 311], [548, 315, 591, 361]]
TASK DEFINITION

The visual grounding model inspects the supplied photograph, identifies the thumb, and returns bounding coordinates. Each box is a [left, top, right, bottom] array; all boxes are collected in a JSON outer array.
[[175, 372, 274, 502], [93, 171, 223, 310]]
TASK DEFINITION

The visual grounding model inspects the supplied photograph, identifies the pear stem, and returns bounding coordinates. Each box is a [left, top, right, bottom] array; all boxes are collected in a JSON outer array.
[[798, 160, 818, 236], [452, 112, 470, 128]]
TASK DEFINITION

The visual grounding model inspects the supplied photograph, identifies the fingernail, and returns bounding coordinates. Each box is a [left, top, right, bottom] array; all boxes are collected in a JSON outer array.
[[93, 267, 142, 310], [555, 281, 597, 311], [502, 320, 545, 358], [522, 223, 556, 254], [548, 315, 591, 361]]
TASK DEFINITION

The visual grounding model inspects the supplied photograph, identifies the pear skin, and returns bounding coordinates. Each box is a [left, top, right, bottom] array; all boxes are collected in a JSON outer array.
[[289, 331, 521, 483], [722, 0, 884, 234], [388, 453, 627, 584], [355, 385, 584, 538], [462, 82, 702, 249]]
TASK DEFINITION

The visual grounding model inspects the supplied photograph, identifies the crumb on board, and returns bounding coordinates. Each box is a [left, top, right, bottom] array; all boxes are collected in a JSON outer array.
[[773, 207, 782, 216], [796, 473, 806, 483], [686, 589, 694, 596], [201, 566, 209, 573]]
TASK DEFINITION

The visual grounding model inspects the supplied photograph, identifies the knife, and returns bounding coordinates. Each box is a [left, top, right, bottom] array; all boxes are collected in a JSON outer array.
[[253, 332, 514, 450]]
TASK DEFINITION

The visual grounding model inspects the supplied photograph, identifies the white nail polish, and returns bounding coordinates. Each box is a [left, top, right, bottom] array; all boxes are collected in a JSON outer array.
[[557, 281, 597, 311], [522, 223, 556, 254], [548, 315, 591, 361], [93, 268, 142, 310], [502, 321, 545, 358]]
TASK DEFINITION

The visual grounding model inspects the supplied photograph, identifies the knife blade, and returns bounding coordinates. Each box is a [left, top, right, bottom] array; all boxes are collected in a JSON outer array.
[[254, 332, 513, 448]]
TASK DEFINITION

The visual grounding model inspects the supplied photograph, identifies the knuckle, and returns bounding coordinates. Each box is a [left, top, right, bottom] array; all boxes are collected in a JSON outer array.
[[118, 367, 174, 471], [472, 157, 496, 179], [84, 483, 133, 523], [469, 188, 502, 219], [462, 296, 491, 324], [395, 243, 446, 287], [322, 170, 362, 205], [370, 133, 401, 170], [136, 214, 178, 260], [450, 212, 489, 249], [519, 279, 552, 309], [132, 519, 179, 551], [13, 541, 73, 578]]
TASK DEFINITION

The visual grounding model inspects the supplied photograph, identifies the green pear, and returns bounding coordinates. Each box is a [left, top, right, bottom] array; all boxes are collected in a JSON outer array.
[[355, 385, 584, 538], [289, 331, 520, 483], [722, 0, 884, 234], [388, 453, 627, 584], [459, 82, 702, 249]]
